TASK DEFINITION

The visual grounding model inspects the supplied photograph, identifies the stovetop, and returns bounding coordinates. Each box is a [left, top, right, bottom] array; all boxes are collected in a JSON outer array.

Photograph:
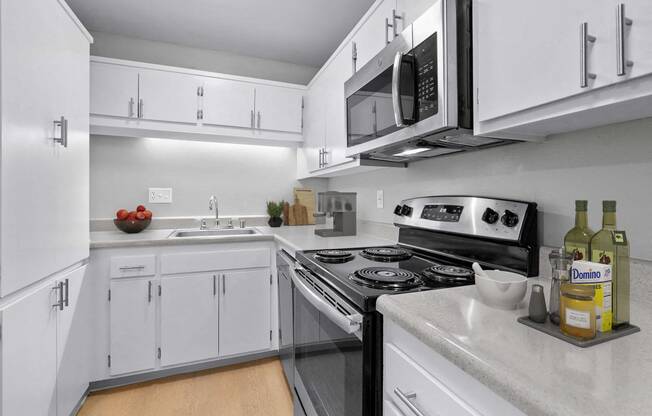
[[296, 245, 476, 312]]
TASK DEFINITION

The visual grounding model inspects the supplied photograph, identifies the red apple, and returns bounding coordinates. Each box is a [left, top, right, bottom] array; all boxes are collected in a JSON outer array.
[[136, 205, 146, 212], [116, 209, 129, 220], [143, 210, 153, 220], [127, 211, 137, 220], [135, 211, 146, 220]]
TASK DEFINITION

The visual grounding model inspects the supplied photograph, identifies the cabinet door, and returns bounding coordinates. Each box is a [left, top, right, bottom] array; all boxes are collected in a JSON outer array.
[[324, 46, 353, 166], [354, 0, 397, 69], [219, 269, 271, 356], [1, 284, 58, 416], [396, 0, 434, 27], [160, 274, 218, 366], [90, 62, 139, 118], [255, 85, 303, 133], [109, 279, 156, 375], [202, 78, 255, 128], [476, 0, 601, 122], [138, 69, 201, 124], [0, 0, 89, 296], [301, 81, 326, 173], [56, 267, 91, 416], [621, 0, 652, 79]]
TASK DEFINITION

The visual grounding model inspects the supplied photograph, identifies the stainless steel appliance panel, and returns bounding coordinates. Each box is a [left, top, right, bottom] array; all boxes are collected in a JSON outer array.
[[277, 250, 295, 388]]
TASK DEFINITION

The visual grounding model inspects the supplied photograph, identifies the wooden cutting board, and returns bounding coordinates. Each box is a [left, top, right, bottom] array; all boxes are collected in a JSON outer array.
[[291, 202, 309, 226], [293, 188, 315, 225]]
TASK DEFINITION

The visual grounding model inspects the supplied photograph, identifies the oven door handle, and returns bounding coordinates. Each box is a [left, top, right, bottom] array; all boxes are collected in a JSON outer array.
[[291, 267, 362, 334]]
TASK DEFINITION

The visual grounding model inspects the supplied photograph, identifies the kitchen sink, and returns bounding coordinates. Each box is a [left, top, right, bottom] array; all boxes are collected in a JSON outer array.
[[168, 228, 260, 238]]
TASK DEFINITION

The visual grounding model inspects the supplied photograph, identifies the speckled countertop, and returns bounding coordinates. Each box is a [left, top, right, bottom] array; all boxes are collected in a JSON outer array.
[[90, 225, 393, 256], [377, 278, 652, 416]]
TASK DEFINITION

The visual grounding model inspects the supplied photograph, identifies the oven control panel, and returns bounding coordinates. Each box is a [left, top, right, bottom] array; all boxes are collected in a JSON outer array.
[[394, 196, 535, 242]]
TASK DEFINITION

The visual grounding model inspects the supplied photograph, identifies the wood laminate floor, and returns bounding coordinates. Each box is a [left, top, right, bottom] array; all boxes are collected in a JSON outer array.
[[77, 358, 293, 416]]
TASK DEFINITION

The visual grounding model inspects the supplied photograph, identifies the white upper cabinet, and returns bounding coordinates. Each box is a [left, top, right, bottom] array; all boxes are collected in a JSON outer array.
[[202, 78, 255, 128], [160, 274, 219, 366], [138, 69, 201, 124], [254, 85, 303, 133], [475, 0, 652, 137], [0, 0, 90, 296], [90, 57, 305, 144], [90, 62, 139, 118], [354, 0, 398, 70], [476, 1, 595, 122]]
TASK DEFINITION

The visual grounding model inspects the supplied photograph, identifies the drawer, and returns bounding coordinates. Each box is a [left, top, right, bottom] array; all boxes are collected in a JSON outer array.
[[385, 343, 480, 416], [110, 255, 156, 278], [160, 248, 270, 275]]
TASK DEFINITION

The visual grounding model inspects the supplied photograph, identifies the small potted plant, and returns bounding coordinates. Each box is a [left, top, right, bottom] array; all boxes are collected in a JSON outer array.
[[266, 200, 285, 227]]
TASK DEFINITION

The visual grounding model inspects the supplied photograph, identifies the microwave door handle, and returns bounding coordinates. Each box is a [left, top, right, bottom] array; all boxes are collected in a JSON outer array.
[[392, 52, 406, 127], [291, 267, 362, 334]]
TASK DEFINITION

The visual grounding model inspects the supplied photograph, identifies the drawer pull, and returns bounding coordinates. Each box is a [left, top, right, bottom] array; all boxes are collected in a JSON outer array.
[[394, 388, 428, 416], [119, 265, 146, 271]]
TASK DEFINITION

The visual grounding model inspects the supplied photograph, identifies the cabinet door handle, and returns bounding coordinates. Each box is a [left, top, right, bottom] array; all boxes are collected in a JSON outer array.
[[52, 282, 64, 311], [222, 275, 226, 295], [322, 148, 329, 167], [392, 9, 402, 39], [352, 41, 357, 73], [119, 265, 146, 271], [63, 278, 69, 307], [138, 98, 144, 118], [257, 111, 261, 129], [250, 110, 254, 128], [318, 148, 323, 168], [129, 98, 135, 117], [148, 281, 152, 303], [616, 3, 634, 76], [394, 388, 427, 416], [53, 117, 68, 148], [580, 22, 597, 88], [385, 17, 392, 45], [213, 275, 217, 296]]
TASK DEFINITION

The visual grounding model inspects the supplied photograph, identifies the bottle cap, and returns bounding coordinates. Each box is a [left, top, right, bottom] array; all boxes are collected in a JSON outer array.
[[602, 200, 616, 212], [575, 200, 588, 211]]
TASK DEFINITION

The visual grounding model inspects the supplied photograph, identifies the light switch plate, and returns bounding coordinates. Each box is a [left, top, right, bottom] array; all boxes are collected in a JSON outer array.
[[376, 190, 384, 209], [149, 188, 173, 204]]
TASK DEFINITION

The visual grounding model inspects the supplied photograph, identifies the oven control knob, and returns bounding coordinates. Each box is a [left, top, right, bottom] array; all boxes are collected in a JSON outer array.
[[500, 210, 519, 228], [394, 205, 403, 216], [481, 208, 500, 224], [401, 205, 413, 217]]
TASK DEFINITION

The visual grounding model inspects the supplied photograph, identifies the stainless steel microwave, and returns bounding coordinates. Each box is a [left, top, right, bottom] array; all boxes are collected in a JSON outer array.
[[345, 0, 505, 162]]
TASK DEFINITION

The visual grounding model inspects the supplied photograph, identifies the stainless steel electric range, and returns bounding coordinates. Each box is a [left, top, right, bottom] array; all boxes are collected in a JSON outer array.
[[290, 196, 538, 416]]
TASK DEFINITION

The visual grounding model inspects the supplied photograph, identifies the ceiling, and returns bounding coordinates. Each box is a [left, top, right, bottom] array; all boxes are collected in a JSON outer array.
[[67, 0, 375, 68]]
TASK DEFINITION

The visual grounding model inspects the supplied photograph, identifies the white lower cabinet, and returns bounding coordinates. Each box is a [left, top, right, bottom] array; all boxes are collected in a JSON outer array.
[[1, 266, 89, 416], [96, 243, 275, 380], [109, 278, 156, 375], [384, 319, 526, 416], [219, 269, 272, 356], [160, 274, 218, 366]]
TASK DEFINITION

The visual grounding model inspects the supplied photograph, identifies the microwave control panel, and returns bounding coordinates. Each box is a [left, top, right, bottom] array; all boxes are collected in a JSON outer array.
[[413, 33, 438, 120]]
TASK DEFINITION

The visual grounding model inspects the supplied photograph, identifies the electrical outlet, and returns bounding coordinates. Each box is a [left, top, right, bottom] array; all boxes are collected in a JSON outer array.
[[149, 188, 173, 204], [376, 190, 384, 209]]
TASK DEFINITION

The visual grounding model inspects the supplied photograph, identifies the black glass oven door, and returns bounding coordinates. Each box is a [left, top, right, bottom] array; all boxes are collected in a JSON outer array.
[[292, 270, 364, 416], [346, 52, 416, 148]]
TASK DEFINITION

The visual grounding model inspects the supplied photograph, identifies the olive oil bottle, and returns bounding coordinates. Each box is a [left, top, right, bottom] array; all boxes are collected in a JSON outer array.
[[590, 200, 630, 327], [564, 200, 594, 261]]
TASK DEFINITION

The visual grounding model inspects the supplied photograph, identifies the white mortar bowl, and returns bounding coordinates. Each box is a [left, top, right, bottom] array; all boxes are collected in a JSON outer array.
[[476, 270, 528, 310]]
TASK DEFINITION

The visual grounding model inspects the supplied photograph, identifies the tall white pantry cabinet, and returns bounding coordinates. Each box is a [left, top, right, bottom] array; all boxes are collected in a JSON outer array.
[[0, 0, 93, 415]]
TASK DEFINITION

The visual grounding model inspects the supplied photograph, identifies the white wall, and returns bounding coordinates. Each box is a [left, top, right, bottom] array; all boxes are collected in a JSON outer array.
[[329, 118, 652, 261], [90, 31, 318, 84], [90, 136, 325, 218]]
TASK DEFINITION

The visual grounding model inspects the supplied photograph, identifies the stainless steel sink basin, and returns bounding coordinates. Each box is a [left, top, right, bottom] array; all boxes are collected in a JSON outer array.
[[168, 228, 259, 238]]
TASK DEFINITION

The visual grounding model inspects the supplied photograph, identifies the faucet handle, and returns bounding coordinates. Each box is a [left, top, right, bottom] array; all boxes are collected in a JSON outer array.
[[200, 219, 207, 230], [227, 218, 233, 228]]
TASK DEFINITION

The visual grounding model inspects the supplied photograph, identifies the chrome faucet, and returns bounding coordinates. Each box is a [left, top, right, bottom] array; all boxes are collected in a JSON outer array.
[[208, 195, 219, 228]]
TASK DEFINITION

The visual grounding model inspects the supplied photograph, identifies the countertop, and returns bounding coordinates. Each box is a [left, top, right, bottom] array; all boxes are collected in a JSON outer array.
[[377, 278, 652, 416], [90, 225, 393, 256]]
